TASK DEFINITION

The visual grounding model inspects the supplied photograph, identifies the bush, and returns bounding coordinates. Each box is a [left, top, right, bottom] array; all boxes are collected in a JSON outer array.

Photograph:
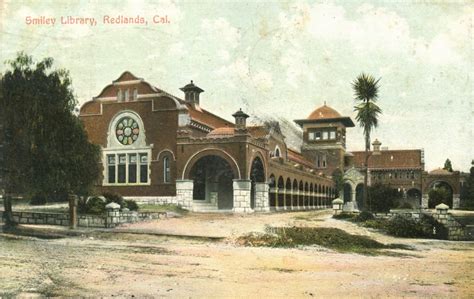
[[386, 215, 425, 238], [103, 192, 126, 208], [85, 196, 106, 214], [397, 202, 413, 209], [419, 214, 448, 239], [124, 200, 139, 211], [332, 213, 356, 220], [354, 211, 374, 222], [30, 194, 47, 205]]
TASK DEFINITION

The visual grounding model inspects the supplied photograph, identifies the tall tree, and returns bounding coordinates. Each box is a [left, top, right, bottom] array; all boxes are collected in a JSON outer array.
[[352, 73, 382, 211], [443, 158, 453, 172], [0, 52, 100, 215]]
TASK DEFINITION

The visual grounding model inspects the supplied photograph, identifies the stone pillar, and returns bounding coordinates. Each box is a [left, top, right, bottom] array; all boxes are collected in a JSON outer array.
[[176, 180, 194, 210], [332, 198, 344, 215], [68, 193, 78, 229], [453, 194, 460, 209], [105, 202, 120, 228], [351, 191, 356, 203], [421, 193, 429, 209], [254, 182, 270, 212], [435, 203, 449, 225], [233, 179, 252, 213]]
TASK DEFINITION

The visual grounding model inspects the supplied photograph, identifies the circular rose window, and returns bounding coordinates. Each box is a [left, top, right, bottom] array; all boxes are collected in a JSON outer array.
[[116, 117, 139, 145]]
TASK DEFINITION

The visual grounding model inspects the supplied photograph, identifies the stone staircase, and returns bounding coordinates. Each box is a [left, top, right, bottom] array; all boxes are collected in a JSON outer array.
[[191, 201, 219, 212]]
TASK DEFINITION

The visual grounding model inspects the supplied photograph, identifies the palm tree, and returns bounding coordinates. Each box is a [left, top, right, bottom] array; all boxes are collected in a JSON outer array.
[[352, 73, 382, 210]]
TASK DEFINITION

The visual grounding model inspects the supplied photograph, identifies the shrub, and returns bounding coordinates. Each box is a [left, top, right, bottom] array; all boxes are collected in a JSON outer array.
[[103, 192, 125, 208], [397, 202, 413, 209], [332, 213, 356, 220], [85, 196, 106, 214], [30, 194, 47, 205], [419, 214, 448, 239], [354, 211, 374, 222], [386, 215, 425, 238], [124, 199, 139, 211]]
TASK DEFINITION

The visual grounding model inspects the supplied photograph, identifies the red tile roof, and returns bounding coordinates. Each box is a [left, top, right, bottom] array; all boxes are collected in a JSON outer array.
[[308, 104, 342, 120], [288, 148, 315, 169], [186, 104, 234, 129], [350, 150, 422, 169]]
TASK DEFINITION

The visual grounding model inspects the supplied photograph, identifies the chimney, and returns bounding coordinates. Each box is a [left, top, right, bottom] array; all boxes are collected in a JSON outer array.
[[180, 80, 204, 110], [232, 108, 249, 132], [372, 139, 381, 155]]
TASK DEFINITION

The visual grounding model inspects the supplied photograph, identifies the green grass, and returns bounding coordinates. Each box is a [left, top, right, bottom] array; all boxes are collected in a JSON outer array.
[[237, 226, 412, 255], [139, 204, 188, 214]]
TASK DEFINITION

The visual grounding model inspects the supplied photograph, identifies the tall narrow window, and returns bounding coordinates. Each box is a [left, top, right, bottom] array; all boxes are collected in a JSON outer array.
[[329, 130, 336, 139], [163, 157, 170, 183], [308, 132, 315, 140], [275, 147, 281, 157], [124, 89, 129, 102], [133, 88, 138, 101], [322, 154, 327, 168], [107, 155, 116, 183], [140, 153, 148, 183], [128, 154, 137, 183], [118, 154, 126, 183], [117, 89, 123, 102]]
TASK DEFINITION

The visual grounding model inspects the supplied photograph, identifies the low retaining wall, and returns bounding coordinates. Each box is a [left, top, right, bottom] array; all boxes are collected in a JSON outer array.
[[125, 196, 177, 205], [1, 210, 166, 228], [332, 202, 473, 241]]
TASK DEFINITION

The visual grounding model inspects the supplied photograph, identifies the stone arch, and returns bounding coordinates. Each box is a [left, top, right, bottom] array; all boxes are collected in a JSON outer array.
[[356, 183, 364, 210], [428, 181, 454, 208], [249, 155, 266, 209], [343, 183, 352, 203], [248, 151, 267, 180], [157, 149, 176, 161], [268, 174, 276, 208], [182, 148, 241, 180], [188, 155, 235, 209]]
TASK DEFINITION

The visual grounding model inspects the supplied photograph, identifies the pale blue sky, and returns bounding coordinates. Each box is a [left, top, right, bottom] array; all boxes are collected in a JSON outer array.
[[1, 0, 472, 171]]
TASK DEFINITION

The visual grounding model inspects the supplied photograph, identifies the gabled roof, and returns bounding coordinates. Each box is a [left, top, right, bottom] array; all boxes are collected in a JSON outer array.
[[186, 104, 234, 129], [247, 126, 268, 138], [288, 148, 314, 169], [350, 149, 423, 169]]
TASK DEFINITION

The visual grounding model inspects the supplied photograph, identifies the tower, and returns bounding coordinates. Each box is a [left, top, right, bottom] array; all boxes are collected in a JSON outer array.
[[294, 103, 355, 176]]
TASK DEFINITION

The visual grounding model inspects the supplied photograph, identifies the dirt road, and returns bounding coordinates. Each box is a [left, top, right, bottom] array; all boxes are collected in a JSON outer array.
[[1, 210, 473, 298]]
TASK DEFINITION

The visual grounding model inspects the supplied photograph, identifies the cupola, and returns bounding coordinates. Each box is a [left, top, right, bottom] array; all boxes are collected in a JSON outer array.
[[232, 108, 249, 131], [180, 80, 204, 109]]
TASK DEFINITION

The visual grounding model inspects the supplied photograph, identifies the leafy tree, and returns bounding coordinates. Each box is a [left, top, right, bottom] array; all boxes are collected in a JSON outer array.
[[352, 73, 382, 210], [368, 183, 402, 212], [331, 169, 345, 198], [428, 187, 452, 208], [443, 158, 453, 172], [460, 160, 474, 210], [0, 52, 100, 210]]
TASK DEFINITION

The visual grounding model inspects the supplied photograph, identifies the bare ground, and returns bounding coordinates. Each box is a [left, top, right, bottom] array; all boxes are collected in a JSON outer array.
[[0, 210, 473, 298]]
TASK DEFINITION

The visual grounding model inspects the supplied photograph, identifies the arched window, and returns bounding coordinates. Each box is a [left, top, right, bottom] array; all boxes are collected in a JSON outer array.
[[163, 156, 171, 183], [275, 146, 281, 157]]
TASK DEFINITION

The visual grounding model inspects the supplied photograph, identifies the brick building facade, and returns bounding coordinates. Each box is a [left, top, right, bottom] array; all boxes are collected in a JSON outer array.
[[79, 71, 463, 212], [79, 72, 335, 212]]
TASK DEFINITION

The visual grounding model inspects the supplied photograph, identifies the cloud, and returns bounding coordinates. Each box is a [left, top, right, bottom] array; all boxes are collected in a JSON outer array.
[[201, 17, 241, 49]]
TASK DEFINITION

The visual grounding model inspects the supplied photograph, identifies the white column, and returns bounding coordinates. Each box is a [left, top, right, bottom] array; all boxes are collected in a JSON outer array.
[[453, 194, 460, 209]]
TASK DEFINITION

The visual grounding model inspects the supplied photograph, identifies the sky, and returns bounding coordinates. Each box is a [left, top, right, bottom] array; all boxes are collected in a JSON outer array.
[[0, 0, 472, 171]]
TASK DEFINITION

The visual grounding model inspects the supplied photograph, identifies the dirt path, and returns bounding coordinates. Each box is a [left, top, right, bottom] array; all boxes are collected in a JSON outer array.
[[1, 210, 473, 298]]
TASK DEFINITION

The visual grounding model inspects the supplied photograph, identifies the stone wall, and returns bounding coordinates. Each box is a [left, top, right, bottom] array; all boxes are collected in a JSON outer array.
[[126, 196, 177, 205], [1, 210, 166, 228], [175, 180, 193, 209]]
